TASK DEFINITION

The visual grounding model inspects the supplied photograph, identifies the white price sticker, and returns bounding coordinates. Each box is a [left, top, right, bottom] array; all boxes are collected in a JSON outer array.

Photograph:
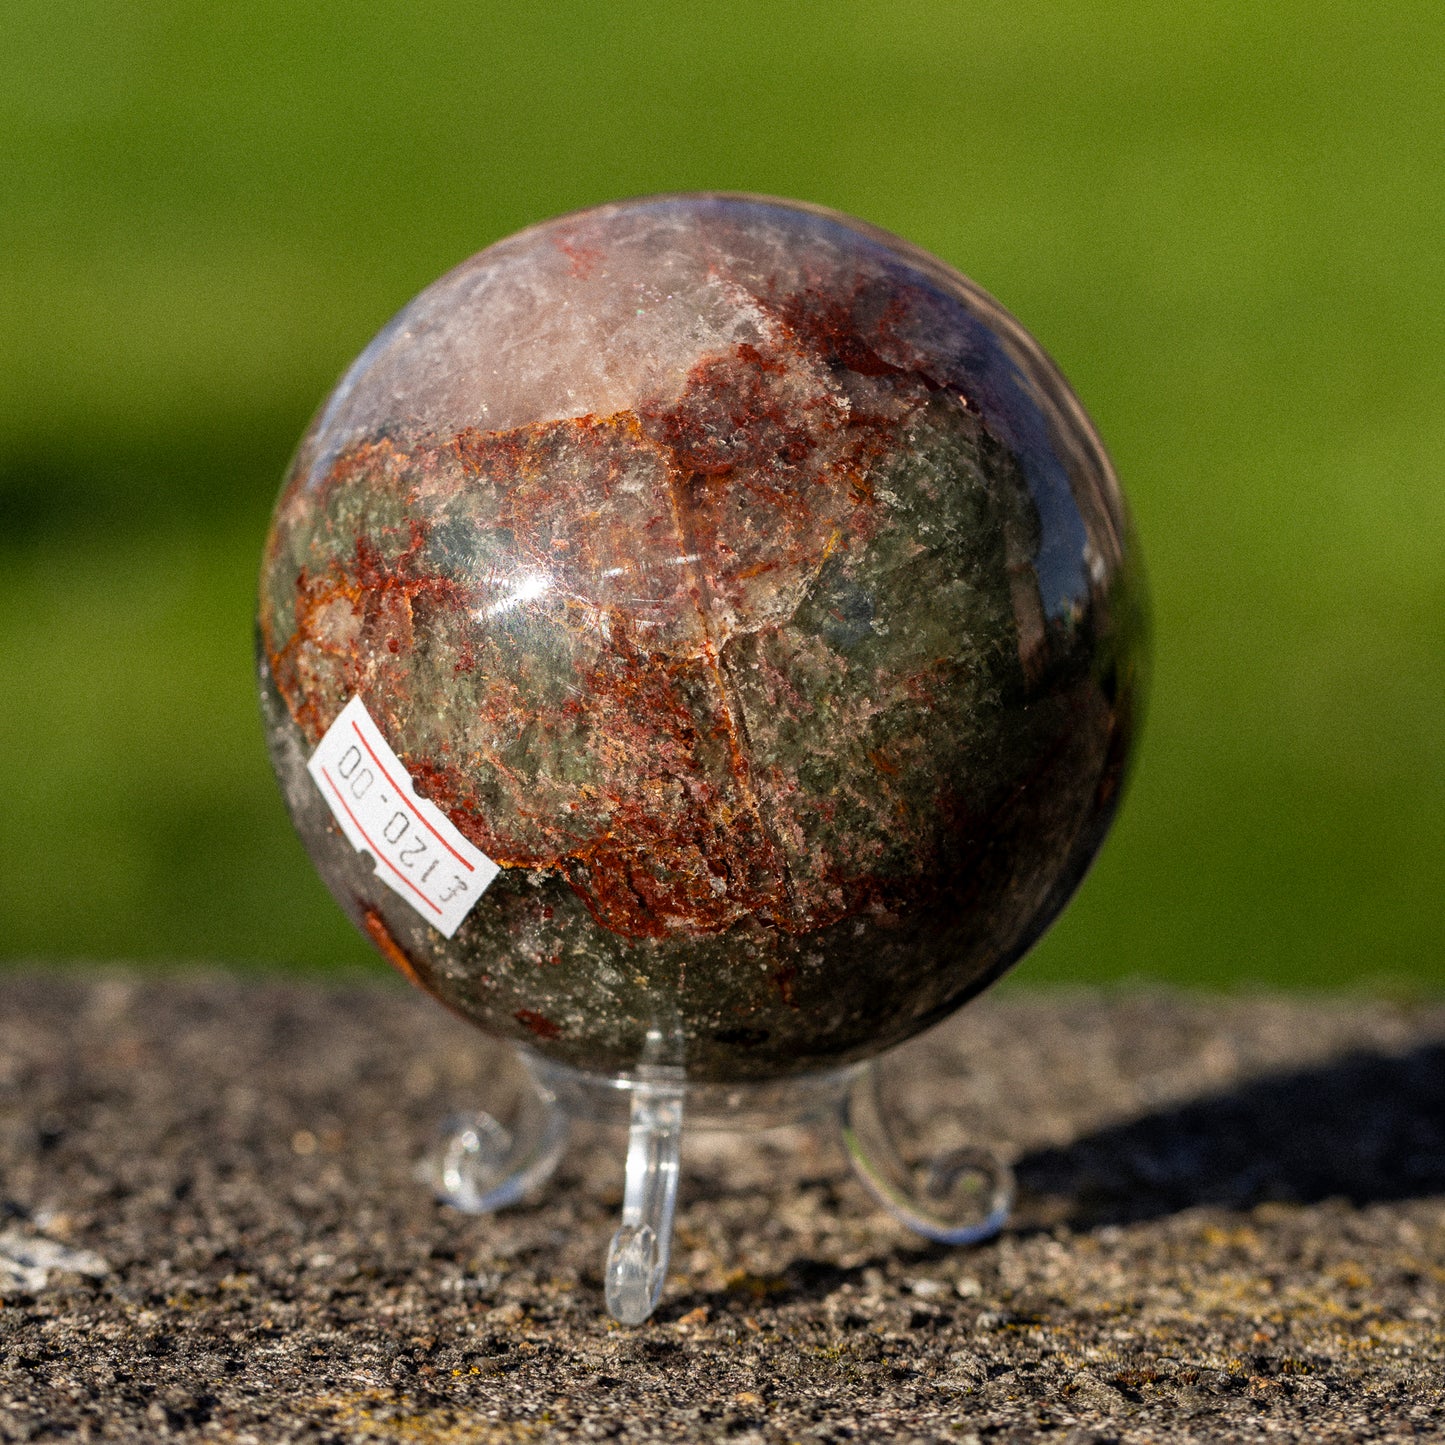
[[307, 696, 500, 937]]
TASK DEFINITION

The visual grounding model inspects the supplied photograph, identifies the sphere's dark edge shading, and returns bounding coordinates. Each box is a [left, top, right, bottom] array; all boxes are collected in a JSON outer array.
[[257, 194, 1147, 1082]]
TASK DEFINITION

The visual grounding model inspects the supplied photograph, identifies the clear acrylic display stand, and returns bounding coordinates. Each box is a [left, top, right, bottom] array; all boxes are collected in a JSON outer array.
[[420, 1033, 1014, 1324]]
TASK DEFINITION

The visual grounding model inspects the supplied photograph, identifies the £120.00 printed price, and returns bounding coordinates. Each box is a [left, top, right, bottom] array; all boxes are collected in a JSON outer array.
[[307, 696, 500, 938]]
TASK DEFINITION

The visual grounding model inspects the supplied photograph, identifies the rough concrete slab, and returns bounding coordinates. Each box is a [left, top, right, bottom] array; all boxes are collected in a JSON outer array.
[[0, 971, 1442, 1442]]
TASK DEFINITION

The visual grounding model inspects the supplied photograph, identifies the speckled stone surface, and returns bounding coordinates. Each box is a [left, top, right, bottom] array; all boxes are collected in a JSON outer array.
[[258, 195, 1146, 1079], [2, 971, 1443, 1443]]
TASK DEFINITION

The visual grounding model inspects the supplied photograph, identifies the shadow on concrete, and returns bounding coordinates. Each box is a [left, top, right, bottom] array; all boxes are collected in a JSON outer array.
[[1014, 1043, 1445, 1227]]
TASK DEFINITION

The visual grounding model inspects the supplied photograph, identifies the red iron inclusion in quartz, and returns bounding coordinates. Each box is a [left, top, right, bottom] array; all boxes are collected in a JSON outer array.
[[259, 194, 1146, 1081]]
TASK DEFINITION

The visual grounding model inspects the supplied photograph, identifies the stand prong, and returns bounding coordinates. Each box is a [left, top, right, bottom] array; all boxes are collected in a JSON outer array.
[[841, 1061, 1013, 1245], [604, 1071, 685, 1325], [421, 1069, 569, 1215]]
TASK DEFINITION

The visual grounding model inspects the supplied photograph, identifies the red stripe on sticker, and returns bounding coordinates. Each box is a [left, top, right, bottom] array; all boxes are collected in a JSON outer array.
[[319, 766, 443, 915], [350, 720, 475, 871]]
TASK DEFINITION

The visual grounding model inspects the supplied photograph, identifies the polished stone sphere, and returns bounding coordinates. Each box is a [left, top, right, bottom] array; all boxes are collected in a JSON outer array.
[[259, 194, 1146, 1081]]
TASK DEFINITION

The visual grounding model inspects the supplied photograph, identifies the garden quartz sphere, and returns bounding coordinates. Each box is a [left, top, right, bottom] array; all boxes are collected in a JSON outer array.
[[259, 194, 1146, 1082]]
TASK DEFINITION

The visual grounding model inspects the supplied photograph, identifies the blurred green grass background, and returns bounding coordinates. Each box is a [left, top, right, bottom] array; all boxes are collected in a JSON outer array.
[[3, 1, 1442, 987]]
